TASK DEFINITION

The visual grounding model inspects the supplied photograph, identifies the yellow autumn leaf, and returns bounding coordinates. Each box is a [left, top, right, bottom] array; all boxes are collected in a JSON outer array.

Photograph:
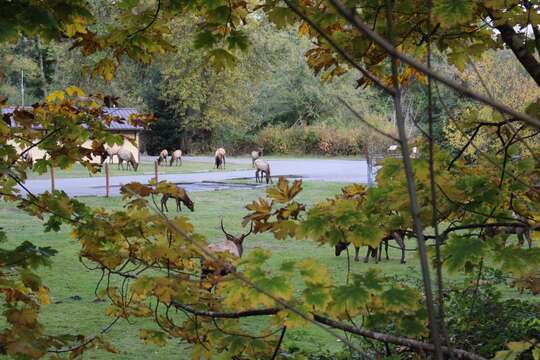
[[46, 90, 65, 103], [66, 86, 86, 97], [38, 287, 50, 305]]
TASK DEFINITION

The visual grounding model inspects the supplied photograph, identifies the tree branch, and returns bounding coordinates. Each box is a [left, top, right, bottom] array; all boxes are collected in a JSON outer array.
[[485, 8, 540, 86], [172, 303, 486, 360], [327, 0, 540, 129]]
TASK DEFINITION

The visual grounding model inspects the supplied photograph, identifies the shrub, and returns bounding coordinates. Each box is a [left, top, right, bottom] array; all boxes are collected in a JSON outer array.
[[256, 125, 364, 156], [445, 284, 539, 357]]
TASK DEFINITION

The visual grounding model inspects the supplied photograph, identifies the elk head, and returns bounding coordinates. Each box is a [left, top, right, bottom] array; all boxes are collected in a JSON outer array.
[[220, 219, 253, 257], [335, 241, 349, 256]]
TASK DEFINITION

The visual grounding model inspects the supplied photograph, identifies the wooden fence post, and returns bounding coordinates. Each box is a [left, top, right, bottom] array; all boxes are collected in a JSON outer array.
[[154, 160, 159, 183], [105, 162, 110, 197], [50, 165, 55, 192]]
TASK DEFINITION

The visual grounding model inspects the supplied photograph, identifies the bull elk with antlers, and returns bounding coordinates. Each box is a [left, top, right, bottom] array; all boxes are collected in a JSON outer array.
[[201, 220, 253, 283]]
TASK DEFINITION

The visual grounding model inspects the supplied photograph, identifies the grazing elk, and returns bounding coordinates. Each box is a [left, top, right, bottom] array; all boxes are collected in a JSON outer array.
[[484, 223, 533, 248], [170, 149, 182, 166], [215, 148, 226, 169], [21, 151, 34, 167], [117, 147, 139, 171], [157, 149, 168, 166], [335, 230, 406, 264], [251, 149, 262, 167], [201, 220, 253, 281], [254, 158, 272, 184], [160, 185, 194, 212]]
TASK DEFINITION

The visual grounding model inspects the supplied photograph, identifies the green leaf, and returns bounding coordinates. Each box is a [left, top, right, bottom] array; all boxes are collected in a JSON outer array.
[[442, 235, 486, 272], [267, 7, 297, 29], [433, 0, 475, 28], [194, 31, 218, 49], [207, 48, 237, 71], [227, 30, 249, 51]]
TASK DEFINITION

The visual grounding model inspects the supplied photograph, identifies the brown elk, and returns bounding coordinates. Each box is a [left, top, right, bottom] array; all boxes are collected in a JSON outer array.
[[484, 223, 533, 248], [215, 148, 226, 169], [157, 149, 168, 166], [254, 158, 272, 184], [170, 149, 182, 166], [117, 147, 139, 171], [251, 149, 262, 167], [335, 230, 406, 264], [160, 185, 194, 212], [201, 219, 253, 280]]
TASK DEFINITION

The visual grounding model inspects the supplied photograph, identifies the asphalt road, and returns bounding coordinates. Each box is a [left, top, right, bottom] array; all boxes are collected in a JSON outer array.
[[21, 157, 370, 197]]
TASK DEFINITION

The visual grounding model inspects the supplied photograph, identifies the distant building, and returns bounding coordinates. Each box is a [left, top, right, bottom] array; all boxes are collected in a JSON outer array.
[[2, 107, 145, 163]]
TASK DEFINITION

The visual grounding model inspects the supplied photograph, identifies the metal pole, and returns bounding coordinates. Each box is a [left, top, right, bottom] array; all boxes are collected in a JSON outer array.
[[364, 143, 373, 187], [50, 165, 55, 192], [105, 162, 110, 197], [20, 70, 25, 107]]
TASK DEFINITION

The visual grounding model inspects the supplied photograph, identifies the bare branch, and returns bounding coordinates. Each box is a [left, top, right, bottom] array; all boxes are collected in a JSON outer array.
[[337, 96, 401, 143]]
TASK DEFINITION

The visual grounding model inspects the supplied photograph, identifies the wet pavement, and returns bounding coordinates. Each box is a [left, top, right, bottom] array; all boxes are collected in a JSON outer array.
[[21, 157, 369, 196]]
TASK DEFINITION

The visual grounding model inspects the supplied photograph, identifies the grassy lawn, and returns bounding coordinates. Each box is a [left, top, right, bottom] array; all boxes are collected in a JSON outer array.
[[27, 160, 249, 179], [0, 181, 533, 359]]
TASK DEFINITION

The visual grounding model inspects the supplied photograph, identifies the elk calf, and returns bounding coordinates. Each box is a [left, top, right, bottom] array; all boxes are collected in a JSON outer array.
[[160, 186, 194, 212]]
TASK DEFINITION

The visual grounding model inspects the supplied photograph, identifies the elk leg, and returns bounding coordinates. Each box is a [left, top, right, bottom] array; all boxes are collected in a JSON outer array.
[[176, 199, 181, 212], [161, 197, 167, 212], [265, 171, 270, 184], [385, 240, 389, 260], [364, 248, 370, 263], [377, 243, 382, 262], [354, 246, 360, 262]]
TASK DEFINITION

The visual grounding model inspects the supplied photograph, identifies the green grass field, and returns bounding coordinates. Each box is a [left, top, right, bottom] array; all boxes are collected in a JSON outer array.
[[0, 182, 533, 359], [27, 160, 248, 179]]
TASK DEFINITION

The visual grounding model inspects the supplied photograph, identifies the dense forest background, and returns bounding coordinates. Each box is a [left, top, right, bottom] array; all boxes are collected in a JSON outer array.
[[1, 0, 538, 155]]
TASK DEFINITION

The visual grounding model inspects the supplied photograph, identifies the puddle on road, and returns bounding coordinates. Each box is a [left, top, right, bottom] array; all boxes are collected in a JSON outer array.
[[91, 175, 303, 192]]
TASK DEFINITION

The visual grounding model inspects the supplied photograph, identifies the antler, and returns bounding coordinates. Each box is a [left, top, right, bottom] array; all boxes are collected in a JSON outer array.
[[243, 221, 253, 238], [220, 218, 233, 237]]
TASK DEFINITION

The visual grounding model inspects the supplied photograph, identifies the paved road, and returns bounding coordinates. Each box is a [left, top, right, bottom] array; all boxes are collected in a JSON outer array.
[[22, 157, 370, 197]]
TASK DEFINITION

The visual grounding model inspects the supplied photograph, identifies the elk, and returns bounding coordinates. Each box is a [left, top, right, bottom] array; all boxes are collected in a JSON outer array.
[[157, 149, 168, 166], [201, 220, 253, 280], [335, 230, 406, 264], [215, 148, 226, 169], [251, 149, 262, 167], [254, 158, 272, 184], [484, 223, 533, 248], [117, 147, 139, 171], [170, 149, 182, 166], [21, 151, 34, 167], [160, 185, 194, 212]]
